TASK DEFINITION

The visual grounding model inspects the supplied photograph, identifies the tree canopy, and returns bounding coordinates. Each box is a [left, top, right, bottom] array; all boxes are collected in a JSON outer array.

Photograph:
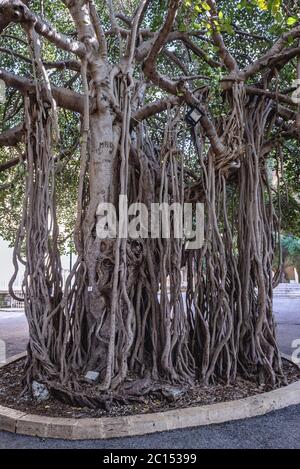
[[1, 0, 299, 245]]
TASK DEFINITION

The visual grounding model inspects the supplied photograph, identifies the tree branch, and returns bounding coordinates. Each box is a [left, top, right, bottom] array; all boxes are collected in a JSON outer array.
[[0, 68, 84, 113], [0, 0, 86, 57], [0, 124, 24, 147], [206, 0, 238, 73], [243, 25, 300, 79], [0, 47, 80, 71], [144, 0, 182, 66], [178, 33, 221, 68], [0, 155, 23, 173], [143, 1, 225, 157], [132, 96, 182, 125], [245, 85, 296, 107], [0, 138, 78, 172], [89, 0, 107, 58], [164, 49, 189, 75]]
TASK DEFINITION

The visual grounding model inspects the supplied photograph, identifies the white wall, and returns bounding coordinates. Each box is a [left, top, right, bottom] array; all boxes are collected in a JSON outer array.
[[0, 237, 72, 290]]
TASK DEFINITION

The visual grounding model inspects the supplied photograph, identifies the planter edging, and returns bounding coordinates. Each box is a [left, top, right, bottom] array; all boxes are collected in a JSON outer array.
[[0, 352, 299, 440]]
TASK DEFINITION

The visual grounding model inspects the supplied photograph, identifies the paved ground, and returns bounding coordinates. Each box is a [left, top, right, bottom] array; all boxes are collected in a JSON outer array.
[[0, 310, 28, 360], [273, 298, 300, 357], [0, 404, 300, 449], [0, 298, 299, 448], [0, 297, 299, 360]]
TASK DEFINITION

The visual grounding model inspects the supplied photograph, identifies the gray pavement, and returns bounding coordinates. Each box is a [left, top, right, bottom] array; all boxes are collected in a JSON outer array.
[[0, 404, 300, 448], [273, 297, 300, 324], [0, 310, 28, 358], [273, 297, 300, 356]]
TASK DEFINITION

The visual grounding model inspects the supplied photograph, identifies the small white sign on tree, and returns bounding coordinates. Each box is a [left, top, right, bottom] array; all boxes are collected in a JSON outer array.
[[0, 340, 6, 364], [0, 79, 6, 104]]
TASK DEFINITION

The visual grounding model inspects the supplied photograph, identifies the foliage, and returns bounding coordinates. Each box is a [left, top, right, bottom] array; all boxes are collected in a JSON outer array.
[[1, 0, 299, 246], [281, 234, 300, 273]]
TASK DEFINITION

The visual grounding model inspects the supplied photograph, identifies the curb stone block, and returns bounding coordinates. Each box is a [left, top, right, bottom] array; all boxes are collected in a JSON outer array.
[[0, 406, 27, 433], [17, 415, 76, 439], [47, 417, 76, 439], [17, 414, 50, 438], [72, 419, 105, 440], [0, 352, 27, 369], [129, 412, 169, 435], [101, 416, 134, 439], [206, 400, 249, 424]]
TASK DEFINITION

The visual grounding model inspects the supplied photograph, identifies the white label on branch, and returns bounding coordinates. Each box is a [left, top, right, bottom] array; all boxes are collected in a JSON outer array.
[[0, 79, 6, 104]]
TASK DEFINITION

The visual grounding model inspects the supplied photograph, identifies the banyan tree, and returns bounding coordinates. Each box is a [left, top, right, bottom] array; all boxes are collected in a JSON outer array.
[[0, 0, 300, 407]]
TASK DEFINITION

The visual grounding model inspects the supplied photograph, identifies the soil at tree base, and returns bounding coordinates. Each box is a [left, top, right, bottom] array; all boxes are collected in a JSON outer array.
[[0, 358, 299, 419]]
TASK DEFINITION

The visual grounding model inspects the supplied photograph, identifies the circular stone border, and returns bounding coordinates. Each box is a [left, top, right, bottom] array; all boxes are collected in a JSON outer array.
[[0, 353, 300, 440]]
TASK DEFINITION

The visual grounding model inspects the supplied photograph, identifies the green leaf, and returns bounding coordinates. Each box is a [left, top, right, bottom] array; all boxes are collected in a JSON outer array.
[[237, 0, 247, 10], [287, 16, 298, 26], [270, 0, 281, 15], [222, 20, 234, 35], [201, 2, 211, 11], [256, 0, 268, 10], [218, 11, 224, 20], [193, 22, 202, 30]]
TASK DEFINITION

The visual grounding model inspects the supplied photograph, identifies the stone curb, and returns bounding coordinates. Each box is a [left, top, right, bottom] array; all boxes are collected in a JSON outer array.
[[0, 352, 27, 369], [0, 352, 300, 440]]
